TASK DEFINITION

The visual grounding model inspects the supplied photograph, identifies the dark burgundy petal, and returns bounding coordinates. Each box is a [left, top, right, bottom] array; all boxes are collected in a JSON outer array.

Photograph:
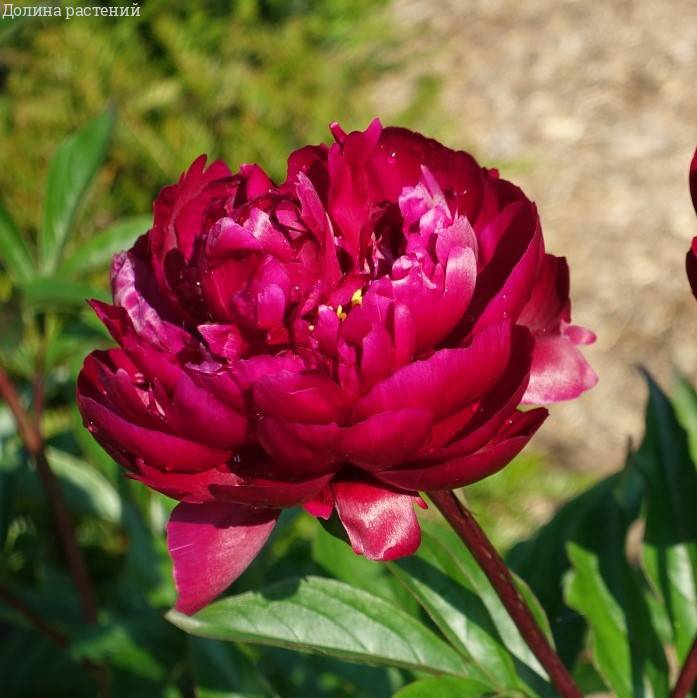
[[255, 417, 340, 472], [89, 301, 183, 389], [332, 480, 422, 560], [155, 372, 248, 449], [80, 394, 230, 472], [377, 408, 548, 491], [523, 335, 598, 404], [168, 502, 277, 615], [210, 472, 334, 508], [352, 321, 521, 422], [517, 255, 570, 334], [252, 371, 349, 424], [468, 202, 545, 336], [128, 460, 240, 502], [341, 408, 433, 470]]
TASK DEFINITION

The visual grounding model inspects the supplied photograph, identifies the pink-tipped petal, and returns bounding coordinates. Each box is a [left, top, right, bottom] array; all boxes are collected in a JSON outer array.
[[168, 502, 278, 615], [523, 335, 598, 404], [332, 480, 422, 561]]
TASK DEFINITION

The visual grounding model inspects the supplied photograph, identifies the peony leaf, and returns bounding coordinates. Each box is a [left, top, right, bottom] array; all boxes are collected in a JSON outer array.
[[390, 518, 553, 697], [188, 638, 275, 698], [58, 215, 151, 278], [635, 372, 697, 663], [393, 676, 494, 698], [672, 371, 697, 468], [167, 576, 470, 677], [15, 448, 121, 524], [40, 110, 115, 273], [0, 203, 34, 283], [563, 488, 669, 698], [19, 277, 108, 308]]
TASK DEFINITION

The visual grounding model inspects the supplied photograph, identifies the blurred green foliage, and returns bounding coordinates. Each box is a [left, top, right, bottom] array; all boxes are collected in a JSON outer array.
[[0, 0, 393, 238], [2, 2, 697, 697]]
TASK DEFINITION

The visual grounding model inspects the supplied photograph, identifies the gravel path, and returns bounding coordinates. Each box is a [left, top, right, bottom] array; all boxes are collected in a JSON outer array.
[[379, 0, 697, 473]]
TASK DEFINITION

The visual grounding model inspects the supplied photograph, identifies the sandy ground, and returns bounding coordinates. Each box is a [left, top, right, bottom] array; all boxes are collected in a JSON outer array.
[[376, 0, 697, 474]]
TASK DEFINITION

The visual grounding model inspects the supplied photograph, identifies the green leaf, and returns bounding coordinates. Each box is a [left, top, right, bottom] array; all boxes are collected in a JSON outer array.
[[71, 610, 185, 695], [167, 576, 469, 677], [635, 372, 697, 662], [312, 517, 420, 614], [0, 203, 34, 283], [19, 277, 108, 309], [393, 676, 494, 697], [189, 638, 276, 698], [672, 371, 697, 466], [389, 528, 521, 693], [422, 521, 552, 690], [507, 466, 643, 665], [0, 627, 93, 698], [564, 490, 669, 698], [58, 214, 151, 277], [46, 448, 122, 523], [40, 110, 115, 273]]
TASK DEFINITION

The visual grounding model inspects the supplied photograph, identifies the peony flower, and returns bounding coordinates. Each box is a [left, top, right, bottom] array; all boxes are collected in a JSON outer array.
[[77, 120, 596, 614], [687, 148, 697, 297]]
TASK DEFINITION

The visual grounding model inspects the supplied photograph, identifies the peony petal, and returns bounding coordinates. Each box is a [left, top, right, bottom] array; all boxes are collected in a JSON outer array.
[[253, 371, 349, 424], [517, 255, 570, 334], [467, 202, 545, 337], [332, 480, 422, 560], [378, 408, 548, 491], [341, 408, 433, 470], [168, 502, 277, 615], [523, 335, 598, 404], [352, 321, 521, 422], [210, 472, 334, 508]]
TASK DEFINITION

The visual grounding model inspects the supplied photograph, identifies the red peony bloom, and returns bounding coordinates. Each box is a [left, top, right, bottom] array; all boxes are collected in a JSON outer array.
[[77, 121, 596, 614], [687, 148, 697, 297]]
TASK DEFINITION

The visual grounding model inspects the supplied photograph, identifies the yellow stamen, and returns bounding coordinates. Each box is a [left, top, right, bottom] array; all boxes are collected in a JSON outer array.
[[350, 288, 364, 306], [336, 304, 348, 321]]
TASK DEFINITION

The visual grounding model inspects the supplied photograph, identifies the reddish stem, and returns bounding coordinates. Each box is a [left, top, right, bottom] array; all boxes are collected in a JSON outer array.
[[428, 490, 582, 698], [0, 367, 98, 624], [672, 635, 697, 698]]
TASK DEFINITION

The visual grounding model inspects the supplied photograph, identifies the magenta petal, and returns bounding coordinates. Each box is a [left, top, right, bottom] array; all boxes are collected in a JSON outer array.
[[341, 408, 433, 470], [168, 502, 278, 615], [352, 321, 519, 422], [332, 480, 422, 561], [378, 408, 548, 490], [523, 335, 598, 404], [253, 371, 349, 424]]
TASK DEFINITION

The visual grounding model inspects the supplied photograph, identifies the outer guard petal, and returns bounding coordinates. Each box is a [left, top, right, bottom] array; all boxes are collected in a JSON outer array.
[[523, 335, 598, 404], [332, 480, 422, 561], [167, 501, 278, 615]]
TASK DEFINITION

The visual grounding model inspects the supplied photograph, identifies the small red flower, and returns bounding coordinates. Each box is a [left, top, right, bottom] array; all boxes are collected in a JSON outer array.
[[686, 148, 697, 297], [78, 121, 596, 613]]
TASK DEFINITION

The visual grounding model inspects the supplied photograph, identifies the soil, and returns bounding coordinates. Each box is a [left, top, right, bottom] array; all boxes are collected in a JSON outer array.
[[378, 0, 697, 474]]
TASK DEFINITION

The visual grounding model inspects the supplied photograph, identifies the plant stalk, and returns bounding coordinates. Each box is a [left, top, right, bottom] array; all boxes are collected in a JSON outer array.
[[428, 489, 582, 698], [672, 635, 697, 698], [0, 366, 98, 624]]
